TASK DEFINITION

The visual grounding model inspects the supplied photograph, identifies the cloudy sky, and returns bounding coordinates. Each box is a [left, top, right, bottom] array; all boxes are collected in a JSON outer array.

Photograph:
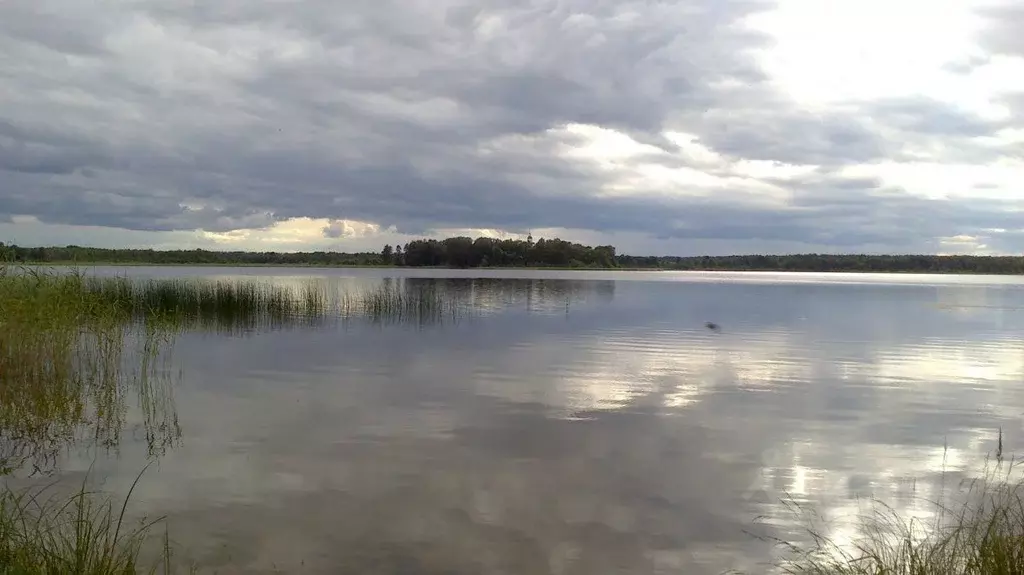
[[1, 0, 1022, 255]]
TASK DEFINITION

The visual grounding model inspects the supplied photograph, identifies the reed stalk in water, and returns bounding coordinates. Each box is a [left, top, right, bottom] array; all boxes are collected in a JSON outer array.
[[0, 467, 182, 574], [768, 458, 1024, 575]]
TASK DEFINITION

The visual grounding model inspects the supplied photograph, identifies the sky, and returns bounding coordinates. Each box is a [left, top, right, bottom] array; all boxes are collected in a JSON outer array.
[[1, 0, 1023, 256]]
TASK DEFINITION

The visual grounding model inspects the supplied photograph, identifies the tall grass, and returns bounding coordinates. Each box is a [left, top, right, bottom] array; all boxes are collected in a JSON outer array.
[[0, 267, 182, 475], [0, 267, 187, 572], [347, 281, 464, 326], [766, 458, 1024, 575], [82, 275, 329, 334], [0, 468, 179, 574], [86, 274, 462, 329], [4, 266, 471, 340]]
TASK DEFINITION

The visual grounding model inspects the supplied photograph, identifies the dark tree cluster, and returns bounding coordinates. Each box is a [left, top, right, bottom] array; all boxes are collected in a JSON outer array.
[[0, 244, 381, 266], [617, 253, 1024, 274], [395, 236, 617, 268], [3, 241, 1024, 274]]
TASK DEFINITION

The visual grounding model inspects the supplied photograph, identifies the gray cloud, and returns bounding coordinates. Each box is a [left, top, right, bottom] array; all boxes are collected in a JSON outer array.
[[0, 0, 1020, 253], [1002, 92, 1024, 123], [693, 107, 885, 166], [979, 3, 1024, 58], [942, 54, 992, 75], [866, 97, 1001, 138]]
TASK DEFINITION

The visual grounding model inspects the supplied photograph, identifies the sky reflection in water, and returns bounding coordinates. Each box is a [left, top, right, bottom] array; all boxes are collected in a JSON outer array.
[[29, 269, 1024, 574]]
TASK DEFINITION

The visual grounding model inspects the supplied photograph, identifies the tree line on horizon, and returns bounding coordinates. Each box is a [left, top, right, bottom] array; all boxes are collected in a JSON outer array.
[[2, 238, 1024, 274]]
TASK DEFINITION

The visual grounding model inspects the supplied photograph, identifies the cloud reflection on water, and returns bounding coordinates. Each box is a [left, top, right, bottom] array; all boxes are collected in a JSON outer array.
[[36, 270, 1024, 573]]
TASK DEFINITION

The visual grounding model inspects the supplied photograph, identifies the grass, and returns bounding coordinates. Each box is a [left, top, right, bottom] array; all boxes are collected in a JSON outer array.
[[81, 275, 329, 334], [0, 467, 181, 574], [82, 273, 462, 329], [6, 267, 589, 335], [349, 281, 464, 326], [0, 267, 190, 572], [764, 454, 1024, 575], [0, 269, 159, 473], [0, 267, 466, 572], [0, 267, 182, 476], [0, 269, 508, 573]]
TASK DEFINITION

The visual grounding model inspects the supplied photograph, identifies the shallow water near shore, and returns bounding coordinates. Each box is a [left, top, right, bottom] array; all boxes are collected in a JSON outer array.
[[12, 266, 1024, 574]]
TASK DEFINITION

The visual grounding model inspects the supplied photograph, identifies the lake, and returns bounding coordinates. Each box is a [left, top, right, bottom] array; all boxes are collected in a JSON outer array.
[[19, 267, 1024, 574]]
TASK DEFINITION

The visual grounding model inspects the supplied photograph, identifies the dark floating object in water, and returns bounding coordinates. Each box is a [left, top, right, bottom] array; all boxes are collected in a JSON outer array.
[[705, 322, 721, 331]]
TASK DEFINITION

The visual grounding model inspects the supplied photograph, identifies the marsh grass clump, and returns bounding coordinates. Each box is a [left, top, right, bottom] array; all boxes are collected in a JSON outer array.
[[0, 468, 180, 574], [0, 267, 181, 474], [769, 458, 1024, 575], [82, 276, 329, 333], [0, 266, 332, 472], [0, 270, 125, 469], [353, 282, 464, 325], [0, 267, 188, 572]]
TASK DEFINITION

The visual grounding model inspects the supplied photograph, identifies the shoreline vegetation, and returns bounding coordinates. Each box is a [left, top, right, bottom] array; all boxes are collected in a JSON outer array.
[[4, 237, 1024, 274], [763, 458, 1024, 575], [0, 467, 178, 575], [0, 266, 482, 571], [0, 267, 185, 572], [4, 266, 1024, 573]]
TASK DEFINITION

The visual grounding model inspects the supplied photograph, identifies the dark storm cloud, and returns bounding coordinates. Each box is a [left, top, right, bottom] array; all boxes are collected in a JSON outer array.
[[0, 0, 777, 233], [0, 0, 1019, 252]]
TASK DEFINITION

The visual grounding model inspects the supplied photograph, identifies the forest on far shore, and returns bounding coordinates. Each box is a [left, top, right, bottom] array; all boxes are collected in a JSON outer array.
[[2, 237, 1023, 274]]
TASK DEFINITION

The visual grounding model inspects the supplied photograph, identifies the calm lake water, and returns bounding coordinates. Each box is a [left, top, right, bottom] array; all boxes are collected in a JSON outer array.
[[26, 268, 1024, 573]]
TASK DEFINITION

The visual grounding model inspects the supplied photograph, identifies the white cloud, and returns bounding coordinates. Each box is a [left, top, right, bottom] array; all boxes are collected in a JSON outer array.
[[748, 0, 989, 106]]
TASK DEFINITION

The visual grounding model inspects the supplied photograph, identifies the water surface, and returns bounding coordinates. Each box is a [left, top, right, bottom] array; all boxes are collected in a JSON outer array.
[[26, 268, 1024, 574]]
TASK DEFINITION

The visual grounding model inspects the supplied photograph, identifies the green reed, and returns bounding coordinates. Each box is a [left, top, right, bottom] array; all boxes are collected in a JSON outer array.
[[0, 268, 182, 473], [0, 268, 473, 572], [81, 275, 329, 334], [767, 458, 1024, 575], [0, 267, 186, 573], [4, 266, 466, 338], [0, 467, 182, 574], [349, 282, 464, 326]]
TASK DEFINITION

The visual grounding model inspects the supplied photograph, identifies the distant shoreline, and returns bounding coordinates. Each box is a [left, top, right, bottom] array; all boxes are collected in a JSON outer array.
[[12, 261, 1024, 275], [4, 239, 1024, 275], [16, 261, 662, 271]]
